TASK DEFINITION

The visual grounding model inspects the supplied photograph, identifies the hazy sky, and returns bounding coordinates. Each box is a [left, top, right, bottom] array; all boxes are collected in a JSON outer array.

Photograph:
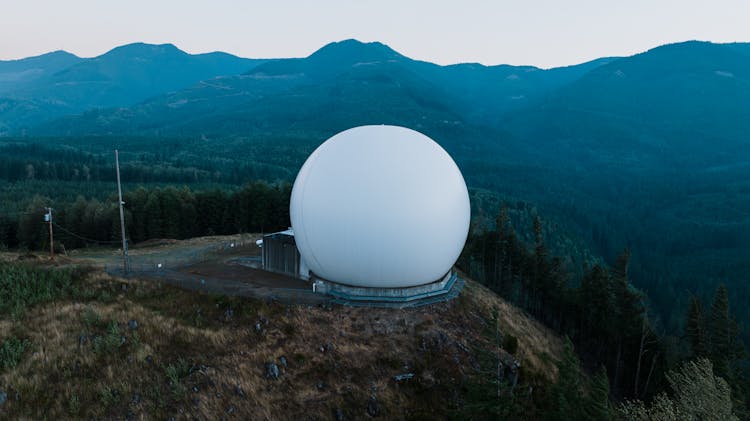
[[1, 0, 749, 68]]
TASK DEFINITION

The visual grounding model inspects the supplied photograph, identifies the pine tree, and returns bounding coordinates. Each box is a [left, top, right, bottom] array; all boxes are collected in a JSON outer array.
[[0, 216, 8, 247], [610, 248, 644, 396], [143, 191, 162, 239], [585, 366, 613, 420], [530, 215, 547, 316], [17, 195, 50, 249], [125, 187, 149, 242], [707, 285, 746, 421], [686, 296, 707, 358], [611, 248, 631, 282], [160, 187, 182, 239], [578, 265, 614, 345], [709, 284, 745, 383], [495, 204, 510, 235], [533, 215, 546, 260], [551, 337, 583, 420], [64, 195, 89, 247]]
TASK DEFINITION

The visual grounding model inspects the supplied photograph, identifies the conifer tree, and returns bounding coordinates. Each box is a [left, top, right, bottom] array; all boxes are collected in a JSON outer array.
[[551, 337, 583, 420], [0, 216, 9, 247], [533, 215, 546, 260], [609, 248, 644, 396], [686, 295, 707, 358], [709, 284, 744, 382], [612, 248, 631, 281], [17, 195, 50, 248], [585, 366, 613, 420], [64, 195, 89, 247], [495, 204, 517, 293], [160, 187, 182, 239], [495, 204, 510, 235], [143, 190, 163, 239]]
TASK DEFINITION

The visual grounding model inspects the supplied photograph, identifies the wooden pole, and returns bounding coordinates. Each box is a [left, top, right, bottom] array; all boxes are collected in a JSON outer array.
[[115, 150, 130, 274], [47, 207, 54, 260]]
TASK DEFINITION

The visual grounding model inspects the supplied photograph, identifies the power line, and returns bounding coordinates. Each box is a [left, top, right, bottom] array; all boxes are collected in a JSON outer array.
[[51, 222, 120, 244], [3, 208, 123, 245], [0, 210, 42, 217]]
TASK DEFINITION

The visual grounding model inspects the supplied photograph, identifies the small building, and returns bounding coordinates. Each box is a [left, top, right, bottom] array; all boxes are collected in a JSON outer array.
[[258, 229, 309, 279]]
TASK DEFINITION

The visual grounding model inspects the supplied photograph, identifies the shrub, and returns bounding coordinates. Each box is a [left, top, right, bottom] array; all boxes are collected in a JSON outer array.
[[164, 358, 191, 396], [99, 386, 119, 407], [0, 336, 29, 371], [618, 359, 738, 420], [92, 321, 123, 355], [503, 334, 519, 355], [82, 306, 103, 328], [0, 262, 83, 317], [68, 394, 81, 415]]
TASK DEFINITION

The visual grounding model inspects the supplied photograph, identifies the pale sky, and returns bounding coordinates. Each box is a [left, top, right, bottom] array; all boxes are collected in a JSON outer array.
[[1, 0, 749, 68]]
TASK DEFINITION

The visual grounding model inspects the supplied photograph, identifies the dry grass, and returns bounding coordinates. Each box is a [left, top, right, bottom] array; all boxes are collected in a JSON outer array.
[[460, 280, 563, 381], [0, 251, 76, 267], [0, 265, 565, 419]]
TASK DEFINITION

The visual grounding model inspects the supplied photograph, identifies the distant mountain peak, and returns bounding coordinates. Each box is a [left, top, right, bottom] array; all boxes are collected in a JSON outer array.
[[308, 39, 404, 62], [245, 39, 407, 79], [595, 39, 750, 74], [102, 42, 187, 58], [644, 40, 714, 53], [0, 49, 80, 64], [636, 40, 750, 61], [38, 50, 80, 60]]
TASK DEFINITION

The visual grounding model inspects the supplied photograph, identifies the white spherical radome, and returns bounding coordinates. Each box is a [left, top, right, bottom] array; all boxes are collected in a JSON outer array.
[[290, 125, 470, 288]]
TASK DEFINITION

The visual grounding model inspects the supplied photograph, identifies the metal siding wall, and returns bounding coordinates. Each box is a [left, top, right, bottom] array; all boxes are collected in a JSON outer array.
[[262, 233, 301, 278]]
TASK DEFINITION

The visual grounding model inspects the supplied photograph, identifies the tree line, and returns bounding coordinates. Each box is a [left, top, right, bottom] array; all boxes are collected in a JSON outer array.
[[0, 182, 291, 250], [0, 142, 295, 186]]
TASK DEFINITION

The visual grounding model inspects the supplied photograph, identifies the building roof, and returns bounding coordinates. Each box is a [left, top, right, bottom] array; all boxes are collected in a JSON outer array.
[[266, 228, 294, 237]]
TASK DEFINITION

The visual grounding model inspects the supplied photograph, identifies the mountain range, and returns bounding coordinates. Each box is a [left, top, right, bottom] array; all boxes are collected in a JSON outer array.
[[3, 38, 749, 171], [1, 39, 617, 138], [0, 43, 264, 133]]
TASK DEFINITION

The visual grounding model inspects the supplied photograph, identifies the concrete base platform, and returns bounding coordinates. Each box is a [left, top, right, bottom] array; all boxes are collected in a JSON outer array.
[[311, 271, 463, 308]]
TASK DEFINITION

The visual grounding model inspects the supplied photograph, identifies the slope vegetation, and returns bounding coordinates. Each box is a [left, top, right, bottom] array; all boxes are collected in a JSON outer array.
[[0, 258, 564, 419]]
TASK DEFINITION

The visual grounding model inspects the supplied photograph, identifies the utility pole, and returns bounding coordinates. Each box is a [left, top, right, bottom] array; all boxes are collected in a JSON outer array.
[[115, 150, 130, 274], [45, 207, 54, 260]]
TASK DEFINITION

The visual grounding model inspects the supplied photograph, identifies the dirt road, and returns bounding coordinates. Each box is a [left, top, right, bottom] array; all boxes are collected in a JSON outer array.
[[77, 234, 329, 305]]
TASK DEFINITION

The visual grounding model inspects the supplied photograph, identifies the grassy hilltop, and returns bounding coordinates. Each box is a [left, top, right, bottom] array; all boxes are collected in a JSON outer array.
[[0, 246, 565, 419]]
